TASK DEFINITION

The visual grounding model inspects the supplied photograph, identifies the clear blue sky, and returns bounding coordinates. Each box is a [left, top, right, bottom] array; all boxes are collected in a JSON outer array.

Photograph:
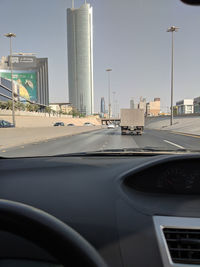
[[0, 0, 200, 112]]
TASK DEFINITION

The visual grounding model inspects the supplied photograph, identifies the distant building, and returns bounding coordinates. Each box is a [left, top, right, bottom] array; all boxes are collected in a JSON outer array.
[[0, 77, 12, 102], [49, 102, 74, 114], [194, 97, 200, 113], [173, 106, 178, 116], [130, 98, 135, 109], [0, 54, 49, 107], [130, 98, 138, 109], [176, 99, 193, 115], [138, 97, 146, 111], [146, 98, 160, 116], [100, 97, 105, 114], [67, 2, 94, 115], [110, 106, 112, 118]]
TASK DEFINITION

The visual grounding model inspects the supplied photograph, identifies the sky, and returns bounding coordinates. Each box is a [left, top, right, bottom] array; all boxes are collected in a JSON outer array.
[[0, 0, 200, 113]]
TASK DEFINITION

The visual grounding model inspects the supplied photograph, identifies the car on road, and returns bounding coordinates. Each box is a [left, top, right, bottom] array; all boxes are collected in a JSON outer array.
[[53, 122, 65, 127], [67, 123, 75, 126], [107, 124, 115, 129], [0, 120, 14, 128], [84, 122, 93, 126]]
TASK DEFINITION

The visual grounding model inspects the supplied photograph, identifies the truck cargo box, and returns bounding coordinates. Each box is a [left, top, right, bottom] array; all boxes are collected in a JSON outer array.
[[120, 109, 144, 127]]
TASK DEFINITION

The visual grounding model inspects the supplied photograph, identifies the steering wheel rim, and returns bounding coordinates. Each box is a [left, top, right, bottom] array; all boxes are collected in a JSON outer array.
[[0, 199, 107, 267]]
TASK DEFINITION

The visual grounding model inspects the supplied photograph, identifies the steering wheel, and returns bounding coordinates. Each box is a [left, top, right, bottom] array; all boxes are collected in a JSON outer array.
[[0, 199, 107, 267]]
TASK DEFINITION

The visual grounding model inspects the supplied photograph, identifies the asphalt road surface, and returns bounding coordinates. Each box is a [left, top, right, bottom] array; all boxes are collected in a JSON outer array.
[[1, 128, 200, 157]]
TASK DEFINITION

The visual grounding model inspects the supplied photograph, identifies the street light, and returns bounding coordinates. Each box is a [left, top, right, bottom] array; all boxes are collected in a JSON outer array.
[[4, 33, 16, 127], [167, 26, 179, 126], [112, 91, 116, 118], [106, 68, 112, 119]]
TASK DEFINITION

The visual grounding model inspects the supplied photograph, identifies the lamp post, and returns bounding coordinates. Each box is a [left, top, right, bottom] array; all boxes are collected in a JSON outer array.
[[106, 68, 112, 119], [4, 33, 16, 127], [167, 26, 179, 126], [112, 91, 116, 118]]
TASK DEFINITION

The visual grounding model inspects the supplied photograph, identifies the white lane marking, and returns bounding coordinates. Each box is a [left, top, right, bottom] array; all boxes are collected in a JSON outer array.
[[163, 139, 184, 149]]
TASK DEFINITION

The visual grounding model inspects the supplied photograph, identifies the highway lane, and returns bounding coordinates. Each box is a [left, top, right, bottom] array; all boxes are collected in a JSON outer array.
[[1, 128, 200, 157]]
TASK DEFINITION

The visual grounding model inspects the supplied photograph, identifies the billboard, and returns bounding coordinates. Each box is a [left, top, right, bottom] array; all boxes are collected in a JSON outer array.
[[8, 56, 37, 68], [0, 71, 37, 102]]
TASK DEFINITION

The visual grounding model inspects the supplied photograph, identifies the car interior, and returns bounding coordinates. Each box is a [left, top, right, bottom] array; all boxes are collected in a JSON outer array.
[[1, 0, 200, 266], [0, 152, 200, 267]]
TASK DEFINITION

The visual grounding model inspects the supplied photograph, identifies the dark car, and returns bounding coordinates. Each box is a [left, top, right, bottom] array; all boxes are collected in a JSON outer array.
[[67, 123, 75, 126], [53, 122, 64, 127], [0, 120, 14, 128]]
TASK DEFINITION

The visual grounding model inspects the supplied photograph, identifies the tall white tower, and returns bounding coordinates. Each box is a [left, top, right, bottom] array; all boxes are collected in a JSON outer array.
[[67, 1, 94, 115]]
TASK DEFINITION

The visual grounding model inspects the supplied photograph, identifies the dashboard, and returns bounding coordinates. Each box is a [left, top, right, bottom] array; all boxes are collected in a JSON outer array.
[[0, 154, 200, 267], [124, 158, 200, 194]]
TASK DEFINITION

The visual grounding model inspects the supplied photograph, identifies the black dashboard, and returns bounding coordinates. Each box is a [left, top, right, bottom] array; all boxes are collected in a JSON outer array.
[[0, 154, 200, 267], [124, 157, 200, 194]]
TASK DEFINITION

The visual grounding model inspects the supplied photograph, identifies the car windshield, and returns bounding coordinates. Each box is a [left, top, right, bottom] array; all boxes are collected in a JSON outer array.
[[0, 0, 199, 157]]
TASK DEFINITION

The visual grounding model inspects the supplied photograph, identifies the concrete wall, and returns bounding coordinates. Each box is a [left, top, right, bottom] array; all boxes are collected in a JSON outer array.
[[0, 113, 101, 127], [0, 109, 72, 118], [145, 115, 200, 135]]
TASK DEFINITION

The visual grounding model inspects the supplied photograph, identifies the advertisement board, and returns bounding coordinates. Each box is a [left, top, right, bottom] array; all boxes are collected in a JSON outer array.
[[8, 56, 37, 68], [0, 71, 37, 102]]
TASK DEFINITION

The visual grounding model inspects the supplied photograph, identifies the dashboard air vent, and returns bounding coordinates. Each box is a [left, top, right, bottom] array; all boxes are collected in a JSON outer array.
[[163, 228, 200, 264]]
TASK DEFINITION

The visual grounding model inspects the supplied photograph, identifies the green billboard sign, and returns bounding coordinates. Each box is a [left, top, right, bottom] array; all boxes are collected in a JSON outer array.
[[0, 71, 37, 102]]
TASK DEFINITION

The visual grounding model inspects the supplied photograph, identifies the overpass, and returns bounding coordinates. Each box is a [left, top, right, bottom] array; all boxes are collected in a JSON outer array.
[[101, 118, 120, 125]]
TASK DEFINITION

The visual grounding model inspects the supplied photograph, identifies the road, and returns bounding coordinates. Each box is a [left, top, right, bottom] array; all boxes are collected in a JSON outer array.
[[1, 128, 200, 157]]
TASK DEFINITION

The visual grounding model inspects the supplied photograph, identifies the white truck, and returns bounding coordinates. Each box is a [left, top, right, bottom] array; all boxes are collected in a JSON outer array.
[[120, 109, 144, 135]]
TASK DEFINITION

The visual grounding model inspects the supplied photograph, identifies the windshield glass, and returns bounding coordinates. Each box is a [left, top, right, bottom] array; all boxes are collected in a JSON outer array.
[[0, 0, 200, 157]]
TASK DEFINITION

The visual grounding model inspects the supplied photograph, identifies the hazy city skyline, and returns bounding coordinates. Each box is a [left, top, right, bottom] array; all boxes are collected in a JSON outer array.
[[0, 0, 200, 113]]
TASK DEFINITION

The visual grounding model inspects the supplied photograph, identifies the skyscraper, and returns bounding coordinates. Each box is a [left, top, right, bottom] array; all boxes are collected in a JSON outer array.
[[139, 97, 146, 110], [67, 1, 94, 115], [100, 97, 105, 114], [130, 98, 135, 109]]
